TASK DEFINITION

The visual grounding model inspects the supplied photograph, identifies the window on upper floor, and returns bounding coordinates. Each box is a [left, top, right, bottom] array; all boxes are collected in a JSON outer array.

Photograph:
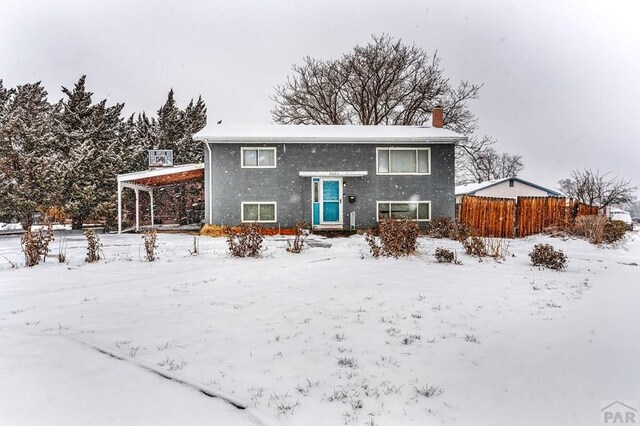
[[241, 147, 276, 168], [376, 148, 430, 175]]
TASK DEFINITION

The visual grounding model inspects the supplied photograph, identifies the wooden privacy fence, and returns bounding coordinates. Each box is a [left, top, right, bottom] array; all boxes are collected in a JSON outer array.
[[458, 195, 599, 238]]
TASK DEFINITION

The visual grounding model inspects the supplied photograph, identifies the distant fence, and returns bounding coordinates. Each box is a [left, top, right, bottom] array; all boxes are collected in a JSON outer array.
[[458, 195, 599, 238]]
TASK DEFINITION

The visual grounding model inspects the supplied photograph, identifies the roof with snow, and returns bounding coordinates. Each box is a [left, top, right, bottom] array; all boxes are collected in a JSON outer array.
[[195, 124, 465, 144], [117, 163, 204, 188], [455, 177, 562, 196]]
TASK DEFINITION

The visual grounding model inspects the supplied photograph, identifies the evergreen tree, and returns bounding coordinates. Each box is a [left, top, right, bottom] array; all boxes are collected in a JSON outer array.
[[147, 89, 207, 164], [0, 82, 62, 228], [56, 76, 125, 229]]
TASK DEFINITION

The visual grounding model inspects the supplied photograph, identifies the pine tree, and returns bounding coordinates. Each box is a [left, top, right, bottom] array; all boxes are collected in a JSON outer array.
[[56, 76, 125, 229], [0, 82, 62, 228]]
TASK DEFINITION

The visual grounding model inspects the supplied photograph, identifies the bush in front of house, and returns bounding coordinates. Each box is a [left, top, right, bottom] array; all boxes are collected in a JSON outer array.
[[572, 215, 606, 244], [286, 221, 308, 254], [434, 247, 460, 264], [226, 223, 264, 258], [143, 229, 158, 262], [451, 222, 472, 242], [603, 220, 627, 244], [84, 229, 102, 263], [462, 236, 487, 259], [529, 243, 567, 270], [365, 218, 419, 258], [427, 217, 454, 239], [21, 227, 54, 267]]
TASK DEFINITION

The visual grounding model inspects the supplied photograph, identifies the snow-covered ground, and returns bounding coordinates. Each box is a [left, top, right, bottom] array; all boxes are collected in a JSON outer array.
[[1, 231, 639, 425]]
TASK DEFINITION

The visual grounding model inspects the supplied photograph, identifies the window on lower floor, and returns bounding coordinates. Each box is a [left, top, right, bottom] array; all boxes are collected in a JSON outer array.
[[377, 201, 431, 221], [241, 202, 277, 223]]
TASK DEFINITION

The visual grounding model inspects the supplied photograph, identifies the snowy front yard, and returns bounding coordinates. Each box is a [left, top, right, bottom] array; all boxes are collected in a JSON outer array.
[[1, 232, 639, 425]]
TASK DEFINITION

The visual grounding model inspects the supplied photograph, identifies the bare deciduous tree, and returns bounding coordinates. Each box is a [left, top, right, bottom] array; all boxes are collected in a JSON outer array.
[[272, 34, 481, 130], [558, 169, 637, 208], [459, 146, 524, 183], [272, 34, 521, 183]]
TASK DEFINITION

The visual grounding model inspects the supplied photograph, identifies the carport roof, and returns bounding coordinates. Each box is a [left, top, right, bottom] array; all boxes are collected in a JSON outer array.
[[117, 163, 204, 188]]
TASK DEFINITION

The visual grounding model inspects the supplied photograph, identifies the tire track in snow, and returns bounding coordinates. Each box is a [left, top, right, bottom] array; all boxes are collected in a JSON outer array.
[[68, 335, 278, 426]]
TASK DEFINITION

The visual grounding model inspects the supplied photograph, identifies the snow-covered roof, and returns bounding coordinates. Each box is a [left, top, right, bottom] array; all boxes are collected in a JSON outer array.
[[195, 124, 465, 144], [117, 163, 204, 186], [455, 177, 562, 196]]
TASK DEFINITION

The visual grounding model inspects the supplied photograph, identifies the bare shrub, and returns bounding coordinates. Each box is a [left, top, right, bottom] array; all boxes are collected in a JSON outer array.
[[451, 222, 472, 242], [226, 223, 264, 258], [434, 247, 460, 264], [287, 221, 308, 254], [462, 236, 486, 260], [142, 229, 158, 262], [189, 236, 199, 256], [365, 218, 419, 258], [573, 215, 606, 244], [21, 227, 54, 267], [603, 220, 627, 244], [529, 243, 567, 270], [84, 229, 102, 263], [484, 237, 510, 261], [427, 217, 454, 238], [57, 231, 68, 263]]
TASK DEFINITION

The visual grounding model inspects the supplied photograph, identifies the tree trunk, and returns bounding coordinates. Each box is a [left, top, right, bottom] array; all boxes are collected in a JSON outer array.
[[72, 216, 84, 230]]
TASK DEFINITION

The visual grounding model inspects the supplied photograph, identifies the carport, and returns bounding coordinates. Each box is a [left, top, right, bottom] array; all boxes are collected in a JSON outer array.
[[116, 163, 204, 233]]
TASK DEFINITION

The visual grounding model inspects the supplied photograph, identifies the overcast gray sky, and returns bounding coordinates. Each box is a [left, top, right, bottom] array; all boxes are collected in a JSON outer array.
[[1, 0, 639, 191]]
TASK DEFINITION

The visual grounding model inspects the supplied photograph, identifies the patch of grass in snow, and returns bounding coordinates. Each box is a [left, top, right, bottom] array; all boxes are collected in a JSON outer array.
[[158, 356, 187, 371], [336, 356, 358, 368], [464, 334, 480, 343], [401, 334, 421, 345], [381, 382, 404, 395], [411, 311, 422, 319], [129, 346, 141, 357], [385, 327, 400, 336], [295, 379, 319, 396], [334, 332, 345, 341], [413, 384, 445, 398]]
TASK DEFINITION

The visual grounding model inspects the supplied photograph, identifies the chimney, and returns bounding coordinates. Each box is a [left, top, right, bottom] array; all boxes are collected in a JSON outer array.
[[432, 106, 443, 128]]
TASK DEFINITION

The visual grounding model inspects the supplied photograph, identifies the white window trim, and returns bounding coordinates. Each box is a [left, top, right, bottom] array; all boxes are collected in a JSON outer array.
[[240, 147, 277, 169], [375, 147, 431, 175], [376, 200, 431, 222], [241, 201, 278, 223]]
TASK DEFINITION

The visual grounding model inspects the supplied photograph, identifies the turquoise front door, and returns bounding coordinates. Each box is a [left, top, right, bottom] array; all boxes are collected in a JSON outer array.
[[320, 178, 342, 224]]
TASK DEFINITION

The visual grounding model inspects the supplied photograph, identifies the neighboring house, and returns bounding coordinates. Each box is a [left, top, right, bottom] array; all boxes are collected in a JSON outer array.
[[455, 177, 562, 204], [195, 122, 465, 230]]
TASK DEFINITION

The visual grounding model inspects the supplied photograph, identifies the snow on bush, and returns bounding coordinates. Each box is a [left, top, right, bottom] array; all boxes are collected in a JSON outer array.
[[142, 229, 159, 262], [21, 227, 54, 267], [84, 229, 102, 263], [603, 220, 627, 244], [434, 247, 459, 264], [286, 221, 308, 254], [529, 243, 567, 270], [364, 218, 419, 258], [226, 224, 264, 258]]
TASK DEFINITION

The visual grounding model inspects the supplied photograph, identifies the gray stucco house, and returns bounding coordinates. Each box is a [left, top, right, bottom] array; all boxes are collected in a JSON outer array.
[[196, 123, 465, 230]]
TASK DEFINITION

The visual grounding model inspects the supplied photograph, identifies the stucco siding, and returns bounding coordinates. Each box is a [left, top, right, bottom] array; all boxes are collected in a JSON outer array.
[[205, 142, 455, 229]]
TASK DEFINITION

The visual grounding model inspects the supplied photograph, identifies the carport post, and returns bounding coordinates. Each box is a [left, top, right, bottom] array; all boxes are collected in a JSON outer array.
[[135, 188, 140, 232], [149, 189, 154, 227], [117, 182, 122, 234]]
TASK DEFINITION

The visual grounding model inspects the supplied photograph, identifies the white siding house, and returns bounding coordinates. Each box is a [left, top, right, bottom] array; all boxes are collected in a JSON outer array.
[[455, 177, 561, 203]]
